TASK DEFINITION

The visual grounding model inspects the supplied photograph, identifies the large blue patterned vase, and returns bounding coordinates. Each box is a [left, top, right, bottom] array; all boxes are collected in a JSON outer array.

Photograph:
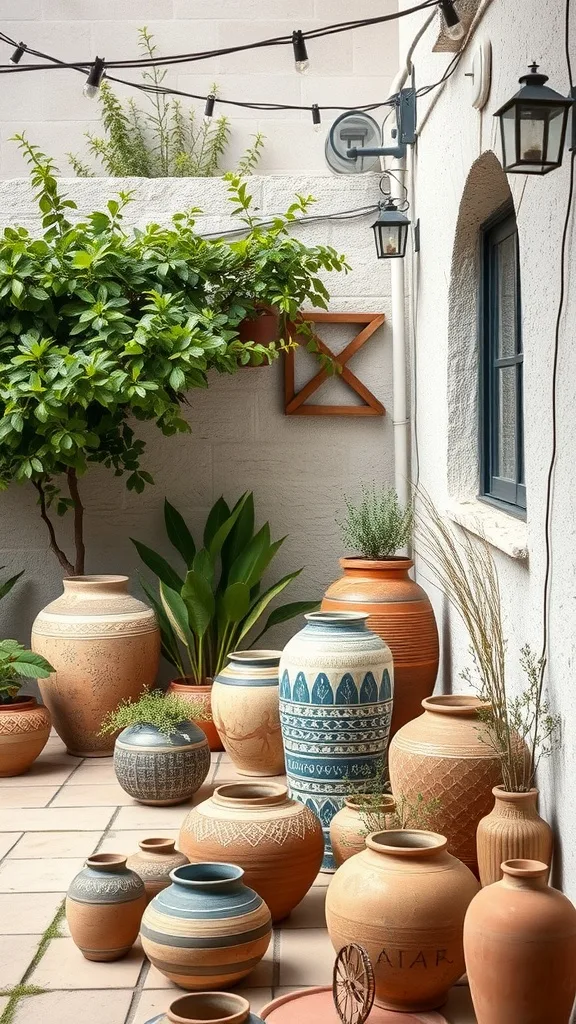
[[279, 611, 393, 871]]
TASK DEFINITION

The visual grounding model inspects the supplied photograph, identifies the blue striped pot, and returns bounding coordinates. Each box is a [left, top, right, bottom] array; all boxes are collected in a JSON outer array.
[[279, 611, 393, 871], [212, 650, 284, 777], [140, 862, 272, 990]]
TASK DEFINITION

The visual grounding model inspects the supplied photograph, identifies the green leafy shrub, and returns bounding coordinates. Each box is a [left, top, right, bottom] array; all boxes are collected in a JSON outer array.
[[337, 484, 414, 559], [99, 688, 205, 737], [0, 640, 53, 704]]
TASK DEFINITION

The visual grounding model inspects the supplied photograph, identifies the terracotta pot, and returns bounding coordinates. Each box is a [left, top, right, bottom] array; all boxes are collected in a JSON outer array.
[[31, 575, 160, 757], [325, 829, 480, 1012], [238, 305, 280, 357], [260, 988, 449, 1022], [212, 651, 284, 776], [322, 558, 439, 737], [140, 862, 272, 990], [167, 679, 223, 751], [127, 839, 188, 902], [66, 853, 146, 961], [114, 720, 210, 806], [280, 610, 393, 871], [145, 992, 265, 1024], [0, 696, 51, 777], [477, 787, 554, 887], [464, 859, 576, 1024], [330, 794, 396, 866], [179, 782, 324, 922], [389, 695, 506, 875]]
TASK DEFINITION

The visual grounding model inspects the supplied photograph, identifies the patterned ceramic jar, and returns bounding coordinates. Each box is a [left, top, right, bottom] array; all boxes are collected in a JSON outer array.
[[279, 611, 393, 870], [212, 651, 284, 776], [66, 853, 147, 961], [114, 721, 210, 806], [0, 697, 51, 777], [140, 862, 272, 990], [145, 992, 265, 1024], [127, 839, 189, 902]]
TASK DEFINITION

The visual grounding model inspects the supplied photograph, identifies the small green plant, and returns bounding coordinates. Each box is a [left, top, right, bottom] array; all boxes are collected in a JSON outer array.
[[68, 28, 265, 179], [0, 567, 24, 601], [337, 485, 414, 559], [99, 689, 205, 737], [0, 641, 53, 704]]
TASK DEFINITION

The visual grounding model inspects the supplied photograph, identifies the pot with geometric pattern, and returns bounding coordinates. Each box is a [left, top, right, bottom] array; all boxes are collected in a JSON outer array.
[[0, 696, 51, 777], [114, 721, 210, 806], [127, 839, 189, 902], [66, 853, 147, 961], [279, 611, 393, 871]]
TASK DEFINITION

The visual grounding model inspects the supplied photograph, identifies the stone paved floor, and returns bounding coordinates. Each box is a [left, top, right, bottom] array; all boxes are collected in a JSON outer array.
[[0, 733, 476, 1023]]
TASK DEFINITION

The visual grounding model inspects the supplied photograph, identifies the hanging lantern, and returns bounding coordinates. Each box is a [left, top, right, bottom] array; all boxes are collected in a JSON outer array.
[[371, 199, 410, 259], [494, 64, 573, 175]]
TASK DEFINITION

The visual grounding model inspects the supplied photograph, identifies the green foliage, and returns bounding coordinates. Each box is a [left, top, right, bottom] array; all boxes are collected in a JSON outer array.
[[0, 566, 23, 601], [68, 28, 265, 179], [99, 688, 206, 736], [133, 493, 320, 682], [337, 484, 414, 559], [0, 640, 53, 704]]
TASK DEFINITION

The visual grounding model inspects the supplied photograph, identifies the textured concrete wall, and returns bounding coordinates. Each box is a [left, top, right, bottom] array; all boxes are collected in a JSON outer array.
[[0, 0, 398, 177], [398, 1, 576, 897], [0, 173, 393, 659]]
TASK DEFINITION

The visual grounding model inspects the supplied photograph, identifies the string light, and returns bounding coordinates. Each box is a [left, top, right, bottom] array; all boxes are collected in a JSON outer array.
[[292, 30, 309, 74], [83, 56, 105, 98], [438, 1, 465, 42], [10, 42, 25, 65], [203, 93, 216, 122], [312, 104, 322, 132]]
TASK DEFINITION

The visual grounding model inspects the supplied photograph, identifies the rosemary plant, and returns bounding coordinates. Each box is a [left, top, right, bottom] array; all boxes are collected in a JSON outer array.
[[99, 689, 207, 737], [337, 484, 414, 559]]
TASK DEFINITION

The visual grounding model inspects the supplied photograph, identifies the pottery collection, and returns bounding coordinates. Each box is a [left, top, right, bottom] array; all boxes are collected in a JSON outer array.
[[66, 853, 147, 961], [212, 651, 284, 777], [31, 575, 160, 757], [0, 696, 51, 776], [326, 829, 480, 1012], [127, 839, 189, 901], [476, 786, 554, 886], [167, 678, 223, 752], [279, 611, 393, 870], [114, 720, 210, 806], [464, 859, 576, 1024], [330, 793, 397, 866], [179, 782, 324, 921], [322, 557, 439, 737], [140, 862, 272, 990], [145, 992, 265, 1024]]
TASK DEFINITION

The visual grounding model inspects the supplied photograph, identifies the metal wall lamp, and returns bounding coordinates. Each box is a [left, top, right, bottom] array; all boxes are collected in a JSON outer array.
[[494, 64, 574, 175]]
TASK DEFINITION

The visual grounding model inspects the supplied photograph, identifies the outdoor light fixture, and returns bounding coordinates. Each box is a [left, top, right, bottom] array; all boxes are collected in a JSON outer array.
[[311, 104, 322, 132], [10, 42, 25, 65], [372, 198, 411, 259], [494, 63, 574, 174], [204, 93, 216, 122], [83, 57, 105, 98], [292, 30, 309, 74], [438, 1, 465, 42]]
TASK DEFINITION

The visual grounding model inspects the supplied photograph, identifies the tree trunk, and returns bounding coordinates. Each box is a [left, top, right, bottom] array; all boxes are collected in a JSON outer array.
[[66, 468, 85, 576]]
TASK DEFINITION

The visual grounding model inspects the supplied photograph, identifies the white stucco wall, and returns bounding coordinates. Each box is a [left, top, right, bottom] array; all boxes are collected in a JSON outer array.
[[399, 1, 576, 897]]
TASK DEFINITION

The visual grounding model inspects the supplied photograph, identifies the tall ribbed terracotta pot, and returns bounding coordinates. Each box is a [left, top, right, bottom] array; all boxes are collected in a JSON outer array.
[[0, 697, 51, 776], [212, 651, 284, 776], [389, 695, 505, 875], [167, 678, 223, 752], [464, 859, 576, 1024], [322, 558, 439, 737], [477, 786, 553, 886], [32, 576, 160, 757]]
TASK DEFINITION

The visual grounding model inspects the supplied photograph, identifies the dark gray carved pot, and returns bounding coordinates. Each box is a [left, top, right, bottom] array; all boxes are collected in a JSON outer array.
[[113, 720, 210, 805]]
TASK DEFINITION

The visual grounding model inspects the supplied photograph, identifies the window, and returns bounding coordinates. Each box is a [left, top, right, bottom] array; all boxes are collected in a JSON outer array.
[[480, 208, 526, 514]]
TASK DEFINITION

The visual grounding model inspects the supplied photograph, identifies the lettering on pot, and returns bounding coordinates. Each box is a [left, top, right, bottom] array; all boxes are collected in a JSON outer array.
[[377, 948, 454, 969]]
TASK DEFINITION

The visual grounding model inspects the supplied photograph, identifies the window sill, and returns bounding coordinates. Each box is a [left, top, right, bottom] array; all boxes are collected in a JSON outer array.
[[446, 499, 528, 561]]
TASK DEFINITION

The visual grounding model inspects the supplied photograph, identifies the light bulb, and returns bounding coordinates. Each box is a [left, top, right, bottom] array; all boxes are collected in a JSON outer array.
[[439, 1, 465, 41], [84, 56, 105, 99], [292, 30, 309, 75], [311, 104, 322, 132], [204, 93, 216, 123], [10, 42, 25, 65]]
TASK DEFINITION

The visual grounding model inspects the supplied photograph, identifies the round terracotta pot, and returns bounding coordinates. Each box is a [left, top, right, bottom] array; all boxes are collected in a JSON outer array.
[[32, 575, 160, 757], [389, 695, 506, 875], [325, 829, 480, 1012], [238, 305, 280, 360], [330, 794, 397, 866], [145, 992, 265, 1024], [322, 558, 439, 737], [179, 782, 324, 922], [140, 862, 272, 990], [114, 720, 210, 806], [66, 853, 146, 961], [127, 839, 188, 902], [0, 696, 51, 777], [464, 859, 576, 1024], [167, 678, 223, 752], [476, 786, 553, 887], [212, 651, 284, 776]]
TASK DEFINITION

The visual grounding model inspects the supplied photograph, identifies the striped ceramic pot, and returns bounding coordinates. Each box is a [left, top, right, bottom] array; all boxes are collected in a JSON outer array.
[[279, 611, 393, 871], [212, 651, 284, 777], [66, 854, 147, 961], [140, 863, 272, 990], [114, 721, 210, 806]]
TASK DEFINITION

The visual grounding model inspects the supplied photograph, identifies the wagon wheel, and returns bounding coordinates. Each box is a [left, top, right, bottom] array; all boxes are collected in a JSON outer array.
[[333, 943, 375, 1024]]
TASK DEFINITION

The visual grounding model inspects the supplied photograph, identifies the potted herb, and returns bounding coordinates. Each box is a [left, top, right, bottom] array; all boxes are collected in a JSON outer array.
[[322, 484, 439, 736], [132, 493, 319, 750], [99, 689, 210, 806], [0, 640, 53, 776]]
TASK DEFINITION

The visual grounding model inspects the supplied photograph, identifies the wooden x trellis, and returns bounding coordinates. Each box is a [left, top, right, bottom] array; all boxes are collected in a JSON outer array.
[[284, 312, 386, 416]]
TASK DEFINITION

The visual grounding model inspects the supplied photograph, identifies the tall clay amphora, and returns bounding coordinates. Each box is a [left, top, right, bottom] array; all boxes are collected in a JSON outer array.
[[389, 695, 504, 875], [322, 557, 439, 736], [212, 651, 284, 776], [477, 787, 554, 887], [32, 576, 160, 756], [326, 830, 480, 1012], [464, 859, 576, 1024], [279, 611, 393, 871]]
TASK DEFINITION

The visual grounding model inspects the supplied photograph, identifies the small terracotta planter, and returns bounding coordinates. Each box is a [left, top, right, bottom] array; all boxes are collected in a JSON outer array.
[[237, 304, 279, 366], [0, 696, 51, 777], [66, 853, 146, 961], [477, 786, 554, 886], [146, 992, 265, 1023], [127, 838, 188, 902], [167, 678, 223, 751], [330, 794, 397, 866]]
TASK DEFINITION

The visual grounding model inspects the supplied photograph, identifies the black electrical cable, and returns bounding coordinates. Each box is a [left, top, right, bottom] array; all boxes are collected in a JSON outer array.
[[199, 203, 378, 240]]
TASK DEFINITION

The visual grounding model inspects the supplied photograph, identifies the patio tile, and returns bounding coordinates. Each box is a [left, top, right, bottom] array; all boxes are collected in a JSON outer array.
[[39, 751, 83, 767], [444, 985, 476, 1023], [0, 763, 76, 787], [0, 787, 59, 808], [114, 804, 194, 831], [0, 892, 64, 933], [99, 828, 180, 855], [283, 885, 327, 928], [12, 989, 133, 1024], [51, 783, 133, 807], [278, 928, 335, 986], [0, 933, 42, 987], [0, 998, 8, 1017], [312, 871, 332, 886], [0, 807, 115, 831], [0, 857, 84, 892], [0, 832, 21, 859], [65, 762, 118, 784], [8, 831, 102, 859], [29, 936, 145, 989]]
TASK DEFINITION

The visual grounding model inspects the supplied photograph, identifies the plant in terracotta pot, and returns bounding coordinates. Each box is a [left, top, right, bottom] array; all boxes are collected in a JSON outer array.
[[133, 492, 319, 750], [100, 689, 210, 806], [0, 640, 53, 776], [322, 484, 439, 737]]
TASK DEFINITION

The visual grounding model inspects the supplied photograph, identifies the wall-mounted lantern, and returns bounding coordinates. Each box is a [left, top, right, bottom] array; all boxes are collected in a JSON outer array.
[[494, 64, 573, 175], [372, 199, 411, 259]]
